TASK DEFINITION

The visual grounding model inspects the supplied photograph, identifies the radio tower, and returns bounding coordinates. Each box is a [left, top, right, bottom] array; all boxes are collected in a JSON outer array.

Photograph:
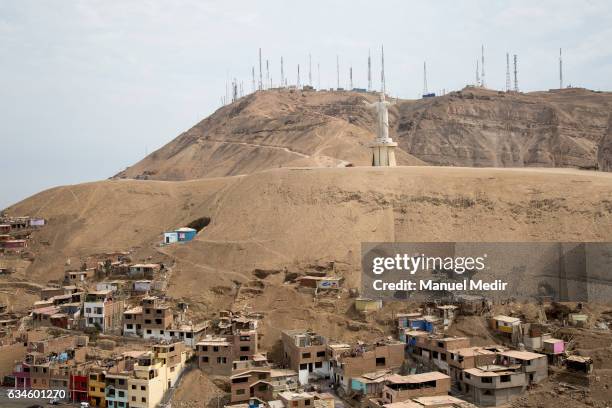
[[280, 57, 285, 88], [336, 55, 340, 90], [506, 53, 511, 92], [513, 54, 519, 92], [266, 60, 270, 89], [476, 59, 480, 86], [367, 49, 372, 91], [258, 48, 263, 91], [423, 61, 428, 96], [559, 48, 563, 89], [381, 45, 386, 95], [480, 44, 485, 87], [251, 66, 255, 93], [297, 64, 301, 89], [308, 54, 312, 87]]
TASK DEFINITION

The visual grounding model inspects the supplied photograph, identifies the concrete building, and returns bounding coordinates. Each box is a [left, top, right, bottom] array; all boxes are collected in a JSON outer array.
[[281, 330, 330, 385], [460, 350, 547, 406], [329, 340, 405, 393], [197, 331, 259, 376], [380, 372, 451, 403], [230, 367, 299, 403], [84, 290, 124, 333]]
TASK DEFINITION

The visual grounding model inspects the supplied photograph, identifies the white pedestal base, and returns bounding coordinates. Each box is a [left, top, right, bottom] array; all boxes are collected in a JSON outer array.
[[369, 142, 397, 167]]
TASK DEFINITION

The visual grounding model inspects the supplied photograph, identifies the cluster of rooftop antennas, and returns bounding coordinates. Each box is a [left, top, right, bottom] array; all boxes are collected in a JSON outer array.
[[219, 46, 567, 106]]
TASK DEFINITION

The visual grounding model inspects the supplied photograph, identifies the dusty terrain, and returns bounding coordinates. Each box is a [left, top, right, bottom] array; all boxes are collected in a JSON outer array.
[[114, 88, 612, 181], [4, 88, 612, 407]]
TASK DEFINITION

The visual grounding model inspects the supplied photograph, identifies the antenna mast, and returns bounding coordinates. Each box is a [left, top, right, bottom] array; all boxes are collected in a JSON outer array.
[[381, 45, 385, 95], [252, 66, 255, 93], [367, 49, 372, 91], [349, 66, 353, 90], [266, 59, 270, 89], [423, 61, 428, 95], [506, 53, 511, 92], [281, 56, 285, 88], [297, 64, 301, 89], [476, 59, 480, 86], [480, 44, 485, 87], [513, 54, 518, 92], [258, 48, 263, 91], [308, 53, 312, 87], [336, 55, 340, 89], [559, 48, 563, 89]]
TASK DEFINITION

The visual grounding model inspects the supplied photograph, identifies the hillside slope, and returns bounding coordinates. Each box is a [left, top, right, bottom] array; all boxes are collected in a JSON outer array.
[[114, 87, 612, 181], [8, 166, 612, 289]]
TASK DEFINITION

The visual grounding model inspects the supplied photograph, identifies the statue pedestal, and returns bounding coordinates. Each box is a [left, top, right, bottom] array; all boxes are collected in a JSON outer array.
[[368, 140, 397, 167]]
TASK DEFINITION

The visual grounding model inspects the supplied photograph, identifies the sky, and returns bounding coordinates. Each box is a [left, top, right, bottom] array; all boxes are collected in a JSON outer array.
[[1, 0, 611, 209]]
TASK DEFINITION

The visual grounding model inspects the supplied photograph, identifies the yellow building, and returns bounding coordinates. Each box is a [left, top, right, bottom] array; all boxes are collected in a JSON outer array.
[[88, 367, 106, 407], [355, 298, 383, 312], [128, 342, 187, 408]]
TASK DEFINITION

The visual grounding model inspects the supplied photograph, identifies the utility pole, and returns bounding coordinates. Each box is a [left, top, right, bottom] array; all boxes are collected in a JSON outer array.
[[513, 54, 518, 92], [349, 66, 353, 90], [266, 59, 270, 90], [506, 53, 511, 92], [476, 59, 480, 86]]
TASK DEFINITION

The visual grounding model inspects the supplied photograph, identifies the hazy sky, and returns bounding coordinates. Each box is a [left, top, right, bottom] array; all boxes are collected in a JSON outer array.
[[1, 0, 611, 209]]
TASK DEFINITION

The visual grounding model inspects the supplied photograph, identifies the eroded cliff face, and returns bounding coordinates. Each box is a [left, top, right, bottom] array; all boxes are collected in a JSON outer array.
[[114, 87, 612, 181], [597, 114, 612, 172]]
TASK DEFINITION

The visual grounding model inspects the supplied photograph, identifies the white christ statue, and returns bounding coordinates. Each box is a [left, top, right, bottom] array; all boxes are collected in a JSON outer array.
[[365, 94, 393, 143]]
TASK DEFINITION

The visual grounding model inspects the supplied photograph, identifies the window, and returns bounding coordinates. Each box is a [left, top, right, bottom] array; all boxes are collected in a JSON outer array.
[[131, 397, 136, 402], [145, 319, 152, 324], [441, 353, 447, 361], [315, 361, 322, 368], [141, 385, 146, 391], [160, 330, 164, 335], [302, 352, 311, 359], [375, 357, 386, 367], [236, 389, 245, 395], [142, 397, 146, 403], [90, 387, 95, 391], [240, 336, 250, 341], [202, 357, 209, 363], [232, 377, 248, 384], [201, 345, 208, 352], [118, 379, 125, 385], [131, 385, 136, 390], [240, 346, 250, 352], [500, 375, 511, 383], [481, 377, 493, 383], [465, 373, 471, 379], [258, 385, 267, 391], [127, 324, 133, 329], [156, 319, 162, 324], [86, 308, 91, 313], [118, 391, 125, 397], [432, 351, 439, 359], [305, 400, 311, 406], [213, 346, 219, 352], [217, 357, 227, 364], [316, 351, 326, 357], [300, 363, 308, 370], [146, 329, 152, 334]]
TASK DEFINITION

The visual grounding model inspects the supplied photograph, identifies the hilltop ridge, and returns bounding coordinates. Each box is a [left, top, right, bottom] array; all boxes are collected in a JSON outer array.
[[114, 87, 612, 181]]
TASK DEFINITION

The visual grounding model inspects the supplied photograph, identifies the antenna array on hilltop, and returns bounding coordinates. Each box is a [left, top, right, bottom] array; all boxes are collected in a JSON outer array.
[[220, 44, 566, 105]]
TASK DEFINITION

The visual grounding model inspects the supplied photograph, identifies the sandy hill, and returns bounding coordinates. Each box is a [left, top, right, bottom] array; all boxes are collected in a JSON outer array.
[[114, 87, 612, 181], [8, 166, 612, 287]]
